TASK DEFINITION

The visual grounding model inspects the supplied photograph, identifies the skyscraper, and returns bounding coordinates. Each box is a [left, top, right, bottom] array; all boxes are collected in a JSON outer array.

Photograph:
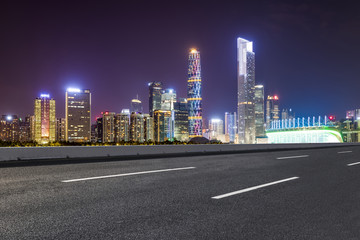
[[209, 119, 224, 141], [153, 110, 172, 142], [174, 98, 189, 141], [237, 37, 256, 144], [161, 88, 176, 140], [148, 82, 163, 116], [225, 112, 237, 143], [266, 95, 279, 128], [187, 48, 202, 138], [131, 98, 143, 113], [114, 112, 130, 142], [65, 88, 91, 142], [0, 115, 20, 142], [56, 118, 66, 142], [34, 94, 56, 144], [102, 112, 115, 143], [130, 112, 144, 142], [254, 85, 265, 137], [143, 114, 154, 142]]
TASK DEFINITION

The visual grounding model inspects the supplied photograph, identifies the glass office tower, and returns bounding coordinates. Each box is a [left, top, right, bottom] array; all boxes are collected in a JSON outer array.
[[187, 48, 203, 138], [148, 82, 163, 116], [254, 85, 265, 137], [237, 38, 255, 144], [34, 94, 56, 144]]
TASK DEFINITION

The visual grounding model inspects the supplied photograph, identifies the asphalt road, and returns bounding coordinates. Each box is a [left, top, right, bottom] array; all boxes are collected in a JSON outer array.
[[1, 146, 360, 239]]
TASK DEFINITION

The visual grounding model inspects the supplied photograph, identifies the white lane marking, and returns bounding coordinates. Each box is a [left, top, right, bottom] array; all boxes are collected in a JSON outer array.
[[338, 151, 353, 154], [212, 177, 299, 199], [347, 162, 360, 167], [276, 155, 309, 160], [61, 167, 196, 183]]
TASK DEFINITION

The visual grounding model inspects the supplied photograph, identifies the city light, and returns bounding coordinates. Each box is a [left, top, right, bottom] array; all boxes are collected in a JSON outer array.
[[40, 94, 50, 98], [67, 88, 81, 93], [6, 115, 12, 121], [190, 48, 198, 53]]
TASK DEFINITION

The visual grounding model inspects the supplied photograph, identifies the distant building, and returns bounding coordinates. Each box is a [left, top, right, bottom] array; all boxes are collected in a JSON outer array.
[[148, 82, 163, 116], [225, 112, 237, 143], [115, 112, 130, 142], [143, 114, 154, 141], [161, 89, 176, 111], [19, 116, 31, 142], [96, 117, 103, 143], [237, 37, 256, 144], [174, 98, 189, 141], [65, 88, 91, 142], [209, 119, 224, 141], [281, 108, 295, 120], [0, 115, 20, 142], [346, 110, 355, 120], [153, 110, 172, 142], [130, 112, 144, 142], [34, 94, 56, 144], [187, 48, 203, 138], [266, 95, 279, 128], [56, 118, 66, 142], [254, 85, 265, 137], [102, 112, 115, 143], [131, 98, 143, 113]]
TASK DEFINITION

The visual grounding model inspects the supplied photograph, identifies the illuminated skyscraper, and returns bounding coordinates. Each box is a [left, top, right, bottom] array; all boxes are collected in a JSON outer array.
[[153, 110, 172, 142], [143, 114, 154, 141], [209, 119, 224, 141], [131, 98, 143, 113], [130, 112, 144, 142], [0, 115, 20, 142], [115, 112, 130, 142], [148, 82, 163, 116], [56, 118, 66, 142], [174, 98, 189, 141], [237, 37, 256, 144], [65, 88, 91, 142], [254, 85, 265, 137], [266, 95, 279, 128], [225, 112, 237, 143], [187, 48, 202, 138], [34, 94, 56, 144], [102, 112, 115, 143], [161, 88, 176, 140]]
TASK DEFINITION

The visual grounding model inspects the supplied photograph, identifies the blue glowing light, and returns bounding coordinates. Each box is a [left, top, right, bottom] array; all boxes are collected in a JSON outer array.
[[67, 88, 81, 93]]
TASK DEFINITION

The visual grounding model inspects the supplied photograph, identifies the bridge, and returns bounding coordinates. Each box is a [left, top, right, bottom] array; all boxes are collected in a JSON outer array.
[[266, 116, 343, 143]]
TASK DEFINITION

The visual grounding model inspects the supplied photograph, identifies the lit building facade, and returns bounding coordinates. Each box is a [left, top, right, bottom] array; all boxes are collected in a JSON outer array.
[[148, 82, 163, 116], [266, 95, 279, 128], [209, 119, 224, 141], [225, 112, 237, 143], [0, 115, 20, 142], [131, 98, 143, 113], [56, 118, 66, 142], [174, 98, 189, 141], [130, 112, 144, 142], [102, 112, 115, 143], [237, 38, 256, 144], [96, 117, 103, 143], [115, 112, 130, 142], [19, 116, 31, 142], [187, 48, 203, 138], [65, 88, 91, 142], [153, 110, 172, 142], [34, 94, 56, 144], [254, 85, 265, 137], [143, 114, 154, 141]]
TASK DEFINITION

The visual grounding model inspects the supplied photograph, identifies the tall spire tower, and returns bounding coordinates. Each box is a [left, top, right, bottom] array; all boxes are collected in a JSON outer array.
[[187, 48, 203, 138]]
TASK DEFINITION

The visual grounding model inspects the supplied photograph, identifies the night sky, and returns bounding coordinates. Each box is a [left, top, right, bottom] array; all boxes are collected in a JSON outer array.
[[1, 0, 359, 122]]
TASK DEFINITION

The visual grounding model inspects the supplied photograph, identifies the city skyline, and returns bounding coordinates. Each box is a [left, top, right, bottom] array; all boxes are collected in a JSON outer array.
[[1, 1, 359, 121]]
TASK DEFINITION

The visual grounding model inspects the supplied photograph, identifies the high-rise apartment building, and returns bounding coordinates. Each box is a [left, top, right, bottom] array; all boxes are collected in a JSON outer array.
[[266, 95, 279, 128], [19, 116, 31, 142], [65, 88, 91, 142], [225, 112, 237, 143], [254, 85, 265, 137], [174, 98, 189, 141], [102, 112, 115, 143], [56, 118, 66, 142], [131, 98, 143, 113], [96, 117, 103, 143], [161, 89, 176, 111], [130, 112, 144, 142], [153, 110, 172, 142], [34, 94, 56, 144], [187, 48, 203, 138], [0, 115, 20, 142], [237, 37, 256, 144], [209, 119, 224, 141], [148, 82, 163, 116], [143, 114, 154, 142], [115, 112, 130, 142]]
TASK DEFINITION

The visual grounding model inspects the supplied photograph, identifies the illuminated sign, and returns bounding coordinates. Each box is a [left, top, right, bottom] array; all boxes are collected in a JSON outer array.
[[40, 94, 50, 98], [67, 88, 81, 93]]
